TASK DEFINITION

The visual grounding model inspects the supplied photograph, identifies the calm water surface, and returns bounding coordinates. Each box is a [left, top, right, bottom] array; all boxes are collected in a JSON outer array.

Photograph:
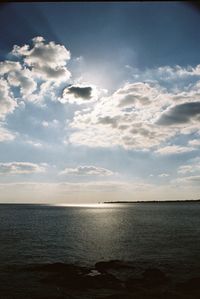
[[0, 203, 199, 272]]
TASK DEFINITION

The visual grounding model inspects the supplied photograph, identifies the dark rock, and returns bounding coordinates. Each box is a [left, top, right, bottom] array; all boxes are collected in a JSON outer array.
[[29, 262, 89, 275], [125, 277, 144, 292], [95, 260, 134, 273], [100, 294, 133, 299], [142, 268, 170, 287], [125, 268, 171, 293], [79, 272, 122, 290], [25, 262, 181, 298], [37, 262, 122, 291], [176, 276, 200, 296], [143, 268, 167, 280], [143, 268, 169, 285]]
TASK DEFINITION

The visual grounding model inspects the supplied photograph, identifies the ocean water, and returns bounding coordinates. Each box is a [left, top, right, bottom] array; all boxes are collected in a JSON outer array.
[[0, 203, 199, 269], [0, 202, 200, 298]]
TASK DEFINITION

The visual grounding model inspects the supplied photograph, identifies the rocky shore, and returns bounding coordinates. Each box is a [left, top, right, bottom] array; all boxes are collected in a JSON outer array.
[[1, 260, 199, 298]]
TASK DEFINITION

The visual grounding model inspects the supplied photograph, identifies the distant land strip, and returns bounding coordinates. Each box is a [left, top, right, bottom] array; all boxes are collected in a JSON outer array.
[[103, 199, 200, 204]]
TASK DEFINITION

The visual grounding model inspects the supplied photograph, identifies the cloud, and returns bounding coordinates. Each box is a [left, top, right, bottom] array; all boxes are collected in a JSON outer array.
[[117, 82, 162, 107], [12, 36, 71, 81], [0, 60, 22, 75], [126, 64, 200, 92], [0, 126, 16, 142], [60, 165, 114, 176], [69, 82, 168, 147], [0, 37, 71, 106], [7, 68, 37, 97], [158, 173, 169, 177], [0, 180, 153, 193], [155, 145, 195, 155], [0, 180, 159, 203], [42, 119, 59, 128], [65, 85, 92, 99], [42, 121, 49, 127], [2, 179, 195, 203], [0, 79, 17, 119], [67, 78, 200, 151], [178, 165, 195, 175], [175, 175, 200, 185], [178, 157, 200, 175], [1, 36, 200, 155], [0, 75, 16, 142], [60, 84, 99, 104], [125, 64, 200, 84], [26, 140, 43, 148], [0, 162, 46, 175], [157, 102, 200, 126], [68, 82, 175, 149], [188, 139, 200, 147]]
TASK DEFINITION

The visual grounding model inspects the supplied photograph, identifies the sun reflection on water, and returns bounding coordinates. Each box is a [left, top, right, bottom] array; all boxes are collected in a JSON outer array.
[[50, 203, 120, 208]]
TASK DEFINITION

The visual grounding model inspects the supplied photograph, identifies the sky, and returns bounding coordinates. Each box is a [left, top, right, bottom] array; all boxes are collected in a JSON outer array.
[[0, 2, 200, 203]]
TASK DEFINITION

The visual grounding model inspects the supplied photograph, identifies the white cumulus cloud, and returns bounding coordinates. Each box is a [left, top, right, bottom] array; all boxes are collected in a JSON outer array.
[[0, 162, 46, 175], [0, 79, 17, 119], [0, 37, 72, 106], [155, 145, 195, 155], [12, 36, 71, 81], [60, 165, 114, 176], [68, 80, 200, 152]]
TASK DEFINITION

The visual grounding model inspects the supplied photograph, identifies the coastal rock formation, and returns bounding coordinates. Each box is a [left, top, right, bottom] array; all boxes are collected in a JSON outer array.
[[4, 260, 199, 299]]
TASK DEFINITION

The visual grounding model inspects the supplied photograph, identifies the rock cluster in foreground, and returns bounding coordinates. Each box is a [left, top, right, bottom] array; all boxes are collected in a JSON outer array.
[[23, 260, 200, 299]]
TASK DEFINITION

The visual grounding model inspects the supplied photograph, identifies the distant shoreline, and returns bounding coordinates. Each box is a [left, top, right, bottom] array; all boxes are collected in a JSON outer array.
[[103, 199, 200, 204], [0, 200, 200, 206]]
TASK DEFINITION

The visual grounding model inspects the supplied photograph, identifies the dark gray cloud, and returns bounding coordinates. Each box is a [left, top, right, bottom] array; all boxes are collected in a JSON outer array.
[[157, 102, 200, 125], [66, 85, 92, 99], [118, 94, 137, 107], [97, 116, 118, 128]]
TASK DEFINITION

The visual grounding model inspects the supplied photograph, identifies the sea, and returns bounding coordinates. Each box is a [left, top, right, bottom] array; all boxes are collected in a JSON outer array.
[[0, 202, 200, 298]]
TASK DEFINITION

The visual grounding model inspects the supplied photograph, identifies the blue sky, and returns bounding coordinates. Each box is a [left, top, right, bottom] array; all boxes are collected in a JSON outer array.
[[0, 2, 200, 203]]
